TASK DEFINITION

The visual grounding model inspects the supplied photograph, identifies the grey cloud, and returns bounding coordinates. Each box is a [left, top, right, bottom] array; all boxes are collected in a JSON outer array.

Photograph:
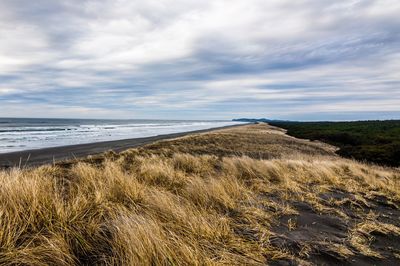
[[0, 0, 399, 119]]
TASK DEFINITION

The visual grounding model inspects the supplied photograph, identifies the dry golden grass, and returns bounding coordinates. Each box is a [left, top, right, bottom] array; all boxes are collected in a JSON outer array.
[[0, 124, 399, 265]]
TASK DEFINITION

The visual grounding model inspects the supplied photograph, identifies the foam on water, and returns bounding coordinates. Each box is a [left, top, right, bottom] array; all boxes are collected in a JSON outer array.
[[0, 118, 243, 153]]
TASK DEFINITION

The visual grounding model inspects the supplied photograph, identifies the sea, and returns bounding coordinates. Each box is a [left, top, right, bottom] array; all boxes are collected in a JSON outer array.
[[0, 118, 243, 153]]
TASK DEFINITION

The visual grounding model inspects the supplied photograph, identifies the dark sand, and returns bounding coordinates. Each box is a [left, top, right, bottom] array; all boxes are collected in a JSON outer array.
[[270, 189, 400, 266], [0, 124, 244, 168]]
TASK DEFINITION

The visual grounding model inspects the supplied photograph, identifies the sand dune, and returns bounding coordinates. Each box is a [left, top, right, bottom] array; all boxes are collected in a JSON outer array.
[[0, 124, 399, 265]]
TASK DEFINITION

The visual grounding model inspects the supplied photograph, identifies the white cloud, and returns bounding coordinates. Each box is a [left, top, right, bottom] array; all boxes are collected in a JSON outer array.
[[0, 0, 399, 119]]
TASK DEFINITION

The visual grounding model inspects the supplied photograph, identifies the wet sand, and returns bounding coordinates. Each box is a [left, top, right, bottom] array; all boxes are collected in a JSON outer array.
[[0, 124, 245, 168]]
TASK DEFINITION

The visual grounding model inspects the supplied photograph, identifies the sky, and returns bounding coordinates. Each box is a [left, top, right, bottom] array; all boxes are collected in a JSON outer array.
[[0, 0, 399, 121]]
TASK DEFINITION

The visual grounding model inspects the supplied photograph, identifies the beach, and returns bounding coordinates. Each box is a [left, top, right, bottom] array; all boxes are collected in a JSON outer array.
[[0, 123, 244, 168]]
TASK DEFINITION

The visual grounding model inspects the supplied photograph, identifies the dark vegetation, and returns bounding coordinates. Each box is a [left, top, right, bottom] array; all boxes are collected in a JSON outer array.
[[269, 120, 400, 167]]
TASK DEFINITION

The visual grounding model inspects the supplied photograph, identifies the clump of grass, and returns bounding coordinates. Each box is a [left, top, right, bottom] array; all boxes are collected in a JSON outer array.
[[349, 219, 400, 258], [329, 243, 355, 259]]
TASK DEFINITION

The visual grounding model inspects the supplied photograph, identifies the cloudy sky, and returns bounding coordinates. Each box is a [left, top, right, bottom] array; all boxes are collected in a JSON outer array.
[[0, 0, 399, 120]]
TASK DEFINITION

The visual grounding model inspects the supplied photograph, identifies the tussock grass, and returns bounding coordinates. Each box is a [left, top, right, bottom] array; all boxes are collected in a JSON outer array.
[[0, 124, 399, 264]]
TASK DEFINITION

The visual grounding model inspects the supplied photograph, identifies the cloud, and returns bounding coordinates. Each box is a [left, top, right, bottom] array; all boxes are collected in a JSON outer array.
[[0, 0, 399, 120]]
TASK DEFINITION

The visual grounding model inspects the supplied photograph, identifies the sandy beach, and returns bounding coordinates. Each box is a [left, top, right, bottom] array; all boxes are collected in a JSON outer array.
[[0, 124, 244, 168]]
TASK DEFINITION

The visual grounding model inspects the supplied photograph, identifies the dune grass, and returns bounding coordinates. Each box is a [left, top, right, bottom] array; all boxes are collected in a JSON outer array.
[[0, 124, 399, 265]]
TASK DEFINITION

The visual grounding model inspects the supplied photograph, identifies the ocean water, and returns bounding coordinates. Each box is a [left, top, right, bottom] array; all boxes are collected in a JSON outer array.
[[0, 118, 243, 153]]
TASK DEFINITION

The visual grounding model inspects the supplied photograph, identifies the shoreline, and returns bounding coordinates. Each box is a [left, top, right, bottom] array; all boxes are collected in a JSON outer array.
[[0, 123, 247, 168]]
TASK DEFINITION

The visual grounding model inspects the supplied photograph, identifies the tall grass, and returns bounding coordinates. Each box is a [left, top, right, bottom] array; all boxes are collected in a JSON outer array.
[[0, 124, 399, 264]]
